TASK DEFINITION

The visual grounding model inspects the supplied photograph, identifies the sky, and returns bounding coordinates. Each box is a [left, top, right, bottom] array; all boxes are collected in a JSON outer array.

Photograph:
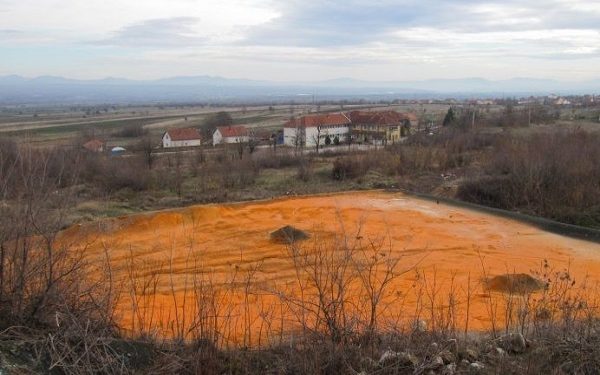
[[1, 0, 599, 81]]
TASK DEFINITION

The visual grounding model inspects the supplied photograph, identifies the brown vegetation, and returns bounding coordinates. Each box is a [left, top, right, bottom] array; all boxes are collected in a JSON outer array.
[[2, 103, 600, 373], [458, 131, 600, 228]]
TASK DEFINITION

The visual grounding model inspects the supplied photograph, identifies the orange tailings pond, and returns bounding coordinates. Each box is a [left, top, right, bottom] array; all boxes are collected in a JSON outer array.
[[62, 191, 600, 347]]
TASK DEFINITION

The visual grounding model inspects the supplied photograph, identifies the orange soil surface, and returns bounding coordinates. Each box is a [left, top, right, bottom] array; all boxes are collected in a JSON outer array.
[[61, 191, 600, 347]]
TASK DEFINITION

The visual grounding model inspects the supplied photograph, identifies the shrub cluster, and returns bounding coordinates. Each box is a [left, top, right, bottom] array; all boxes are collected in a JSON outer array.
[[458, 131, 600, 228]]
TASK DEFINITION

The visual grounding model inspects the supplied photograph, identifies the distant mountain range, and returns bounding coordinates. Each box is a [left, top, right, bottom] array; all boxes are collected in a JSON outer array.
[[0, 75, 598, 105]]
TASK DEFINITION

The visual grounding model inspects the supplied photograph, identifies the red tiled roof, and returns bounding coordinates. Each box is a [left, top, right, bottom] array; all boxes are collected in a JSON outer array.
[[82, 139, 105, 152], [284, 113, 351, 128], [165, 128, 202, 141], [403, 112, 418, 122], [217, 125, 249, 137], [347, 110, 417, 125]]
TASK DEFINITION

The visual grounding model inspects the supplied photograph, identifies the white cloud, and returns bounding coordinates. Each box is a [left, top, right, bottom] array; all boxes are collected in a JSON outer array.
[[0, 0, 277, 40], [0, 0, 599, 80]]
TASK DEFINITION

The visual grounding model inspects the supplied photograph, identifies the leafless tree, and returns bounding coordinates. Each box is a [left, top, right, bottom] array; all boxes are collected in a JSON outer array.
[[247, 138, 258, 154], [139, 136, 156, 169], [353, 236, 405, 340], [313, 125, 322, 154], [0, 142, 113, 329]]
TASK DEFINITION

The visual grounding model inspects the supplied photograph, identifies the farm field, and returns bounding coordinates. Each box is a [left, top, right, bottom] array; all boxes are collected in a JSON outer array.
[[60, 190, 600, 347], [1, 103, 436, 148]]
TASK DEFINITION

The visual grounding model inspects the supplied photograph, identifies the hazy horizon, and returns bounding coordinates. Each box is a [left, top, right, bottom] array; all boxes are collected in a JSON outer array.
[[1, 0, 599, 82], [2, 74, 600, 84]]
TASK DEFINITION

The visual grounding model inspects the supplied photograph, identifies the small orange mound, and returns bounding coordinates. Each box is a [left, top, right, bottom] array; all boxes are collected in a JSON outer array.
[[270, 225, 310, 244], [487, 273, 546, 294]]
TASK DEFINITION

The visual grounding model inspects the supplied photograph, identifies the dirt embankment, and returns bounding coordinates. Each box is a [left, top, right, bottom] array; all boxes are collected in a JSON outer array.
[[60, 191, 600, 346]]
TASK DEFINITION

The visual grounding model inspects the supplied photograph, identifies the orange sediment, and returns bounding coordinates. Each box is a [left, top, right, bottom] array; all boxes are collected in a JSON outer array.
[[60, 191, 600, 346]]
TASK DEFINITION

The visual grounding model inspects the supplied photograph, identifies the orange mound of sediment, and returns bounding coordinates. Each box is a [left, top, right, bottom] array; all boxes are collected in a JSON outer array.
[[59, 191, 600, 346], [487, 273, 547, 294], [270, 225, 310, 244]]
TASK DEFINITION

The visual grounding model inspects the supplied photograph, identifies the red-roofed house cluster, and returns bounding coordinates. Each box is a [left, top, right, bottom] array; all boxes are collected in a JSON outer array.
[[161, 125, 253, 148], [283, 110, 418, 147], [158, 109, 417, 150]]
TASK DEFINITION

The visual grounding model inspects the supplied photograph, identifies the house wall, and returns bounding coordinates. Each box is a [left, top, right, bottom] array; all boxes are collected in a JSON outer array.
[[163, 133, 201, 148], [352, 120, 414, 145], [222, 135, 250, 144], [351, 124, 386, 144], [212, 130, 223, 146], [386, 126, 402, 143], [283, 127, 300, 146], [165, 139, 202, 148], [162, 134, 171, 148], [305, 125, 349, 147], [284, 125, 349, 147], [213, 130, 250, 145]]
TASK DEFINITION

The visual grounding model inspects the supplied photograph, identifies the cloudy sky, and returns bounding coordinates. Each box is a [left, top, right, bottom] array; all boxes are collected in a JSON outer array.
[[1, 0, 599, 81]]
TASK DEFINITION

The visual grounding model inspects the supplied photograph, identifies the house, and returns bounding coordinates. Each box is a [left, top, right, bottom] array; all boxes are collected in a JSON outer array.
[[82, 139, 106, 153], [283, 113, 351, 147], [213, 125, 251, 145], [162, 128, 202, 148], [554, 97, 571, 106], [348, 110, 417, 145]]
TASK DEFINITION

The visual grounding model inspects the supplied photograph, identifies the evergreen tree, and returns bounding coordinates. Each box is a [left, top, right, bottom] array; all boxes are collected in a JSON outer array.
[[443, 107, 456, 126]]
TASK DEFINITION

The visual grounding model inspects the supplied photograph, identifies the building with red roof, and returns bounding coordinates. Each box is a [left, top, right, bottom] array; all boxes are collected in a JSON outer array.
[[213, 125, 251, 145], [82, 139, 106, 153], [282, 110, 417, 147], [347, 110, 417, 144], [162, 128, 202, 148], [283, 113, 351, 147]]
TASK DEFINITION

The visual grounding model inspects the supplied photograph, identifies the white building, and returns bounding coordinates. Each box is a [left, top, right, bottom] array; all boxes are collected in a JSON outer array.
[[213, 125, 250, 145], [162, 128, 202, 148], [554, 97, 571, 106], [283, 113, 351, 147]]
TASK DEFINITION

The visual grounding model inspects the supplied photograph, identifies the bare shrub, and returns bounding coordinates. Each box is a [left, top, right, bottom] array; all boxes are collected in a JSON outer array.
[[276, 226, 410, 349], [254, 151, 304, 169], [281, 233, 359, 344], [296, 157, 312, 182], [219, 158, 258, 189], [458, 130, 600, 228], [0, 144, 91, 326], [82, 156, 151, 193], [332, 155, 372, 180], [331, 146, 445, 180], [0, 142, 122, 373]]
